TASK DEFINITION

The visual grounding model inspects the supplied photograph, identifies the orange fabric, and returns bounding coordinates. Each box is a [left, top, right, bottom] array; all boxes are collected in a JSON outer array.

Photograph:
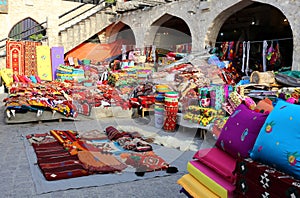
[[65, 40, 130, 64]]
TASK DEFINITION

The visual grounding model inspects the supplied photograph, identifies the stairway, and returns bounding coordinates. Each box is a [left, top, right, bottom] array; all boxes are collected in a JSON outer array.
[[58, 2, 117, 53]]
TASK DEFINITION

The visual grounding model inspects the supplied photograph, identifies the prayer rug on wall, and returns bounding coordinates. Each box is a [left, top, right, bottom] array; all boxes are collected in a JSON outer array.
[[36, 45, 52, 81], [50, 46, 64, 80], [6, 40, 25, 75], [24, 41, 42, 76]]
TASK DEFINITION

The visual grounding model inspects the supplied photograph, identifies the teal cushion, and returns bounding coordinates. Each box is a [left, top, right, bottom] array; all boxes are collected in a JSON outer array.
[[250, 100, 300, 180]]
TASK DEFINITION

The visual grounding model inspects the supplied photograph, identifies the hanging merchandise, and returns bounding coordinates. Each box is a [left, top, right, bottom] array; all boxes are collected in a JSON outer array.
[[245, 41, 250, 76], [266, 41, 274, 61], [241, 41, 246, 73], [122, 45, 127, 61], [220, 42, 229, 61], [152, 45, 156, 63], [36, 45, 53, 81], [227, 41, 235, 60], [24, 41, 42, 76], [262, 40, 268, 72], [6, 40, 25, 75], [270, 41, 281, 68]]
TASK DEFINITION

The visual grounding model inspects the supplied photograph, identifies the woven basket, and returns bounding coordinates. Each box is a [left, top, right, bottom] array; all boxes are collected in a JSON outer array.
[[250, 71, 275, 84]]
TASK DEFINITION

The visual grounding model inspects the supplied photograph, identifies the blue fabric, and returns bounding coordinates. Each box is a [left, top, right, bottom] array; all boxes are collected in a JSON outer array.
[[250, 100, 300, 179], [30, 75, 37, 83]]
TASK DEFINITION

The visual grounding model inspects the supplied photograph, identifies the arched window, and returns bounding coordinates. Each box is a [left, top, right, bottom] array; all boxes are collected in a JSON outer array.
[[8, 17, 46, 40]]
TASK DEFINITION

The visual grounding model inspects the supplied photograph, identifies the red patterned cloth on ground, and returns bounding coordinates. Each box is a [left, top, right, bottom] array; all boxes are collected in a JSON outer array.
[[31, 140, 89, 181], [120, 151, 169, 172]]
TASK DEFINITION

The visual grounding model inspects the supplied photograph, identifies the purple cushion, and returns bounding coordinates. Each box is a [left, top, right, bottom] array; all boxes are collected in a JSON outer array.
[[215, 103, 268, 158], [193, 147, 236, 183]]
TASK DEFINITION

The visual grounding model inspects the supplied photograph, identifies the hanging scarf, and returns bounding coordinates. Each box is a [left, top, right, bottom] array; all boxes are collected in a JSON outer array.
[[241, 41, 246, 73], [227, 41, 235, 60], [246, 41, 250, 76], [266, 41, 274, 61], [270, 41, 281, 65], [262, 40, 268, 72]]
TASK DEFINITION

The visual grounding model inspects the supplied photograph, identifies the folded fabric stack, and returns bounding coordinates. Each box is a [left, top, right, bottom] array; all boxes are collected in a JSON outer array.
[[178, 102, 269, 198], [178, 148, 236, 198], [56, 65, 85, 81]]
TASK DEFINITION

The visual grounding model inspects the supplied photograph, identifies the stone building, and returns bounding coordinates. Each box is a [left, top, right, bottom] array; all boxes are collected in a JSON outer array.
[[0, 0, 298, 70]]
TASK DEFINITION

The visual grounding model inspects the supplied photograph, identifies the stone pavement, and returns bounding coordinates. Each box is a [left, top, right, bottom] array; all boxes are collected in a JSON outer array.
[[0, 93, 214, 198]]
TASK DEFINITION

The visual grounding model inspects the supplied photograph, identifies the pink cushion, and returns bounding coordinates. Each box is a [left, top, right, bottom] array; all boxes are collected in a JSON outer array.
[[193, 147, 236, 183], [188, 160, 236, 198]]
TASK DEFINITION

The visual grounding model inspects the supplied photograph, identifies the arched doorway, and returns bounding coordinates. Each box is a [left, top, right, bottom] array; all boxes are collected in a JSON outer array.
[[151, 14, 191, 53], [214, 2, 293, 74], [8, 17, 46, 40]]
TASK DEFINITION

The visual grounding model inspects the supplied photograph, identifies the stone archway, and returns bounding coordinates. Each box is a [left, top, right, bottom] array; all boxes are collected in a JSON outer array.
[[205, 1, 294, 71], [8, 17, 46, 40], [146, 14, 192, 53], [104, 22, 135, 45]]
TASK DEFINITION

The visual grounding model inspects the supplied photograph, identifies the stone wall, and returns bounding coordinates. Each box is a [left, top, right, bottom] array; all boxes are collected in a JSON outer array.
[[119, 0, 300, 70]]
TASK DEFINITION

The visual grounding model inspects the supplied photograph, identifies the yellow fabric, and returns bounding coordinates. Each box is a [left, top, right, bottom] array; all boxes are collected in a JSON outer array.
[[177, 174, 219, 198], [187, 161, 229, 198], [0, 68, 13, 86], [36, 45, 52, 81]]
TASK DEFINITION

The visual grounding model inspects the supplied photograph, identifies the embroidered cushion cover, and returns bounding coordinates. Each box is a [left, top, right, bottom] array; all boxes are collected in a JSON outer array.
[[250, 100, 300, 180], [215, 103, 268, 158], [235, 157, 300, 197]]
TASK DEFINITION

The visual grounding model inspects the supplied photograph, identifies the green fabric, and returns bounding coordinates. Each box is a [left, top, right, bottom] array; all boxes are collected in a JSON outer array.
[[280, 71, 300, 79]]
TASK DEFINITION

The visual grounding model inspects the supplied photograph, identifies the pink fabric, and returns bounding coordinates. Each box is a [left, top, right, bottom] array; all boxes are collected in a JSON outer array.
[[193, 147, 236, 183], [189, 160, 236, 193]]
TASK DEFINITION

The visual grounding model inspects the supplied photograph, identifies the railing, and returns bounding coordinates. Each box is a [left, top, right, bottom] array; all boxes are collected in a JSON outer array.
[[58, 0, 111, 31]]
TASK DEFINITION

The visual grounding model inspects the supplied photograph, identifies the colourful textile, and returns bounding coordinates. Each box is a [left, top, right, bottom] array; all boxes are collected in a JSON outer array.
[[71, 101, 91, 116], [235, 158, 300, 198], [50, 46, 64, 80], [193, 148, 236, 183], [106, 126, 124, 141], [89, 140, 125, 154], [187, 160, 235, 198], [177, 174, 219, 198], [77, 151, 127, 173], [36, 45, 52, 81], [79, 130, 108, 140], [24, 41, 41, 76], [120, 151, 169, 172], [116, 136, 152, 152], [30, 140, 89, 181], [6, 40, 25, 75], [216, 103, 268, 158], [250, 100, 300, 180], [0, 68, 13, 85]]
